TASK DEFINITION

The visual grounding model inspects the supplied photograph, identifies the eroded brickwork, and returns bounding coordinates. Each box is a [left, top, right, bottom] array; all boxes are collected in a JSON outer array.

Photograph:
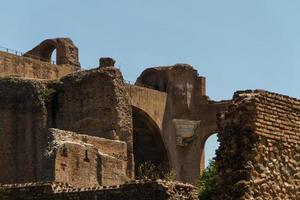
[[45, 129, 128, 187], [0, 65, 133, 186], [24, 38, 80, 68], [0, 78, 48, 184], [136, 64, 231, 183], [54, 66, 134, 177], [0, 180, 197, 200], [0, 48, 78, 80], [214, 90, 300, 200]]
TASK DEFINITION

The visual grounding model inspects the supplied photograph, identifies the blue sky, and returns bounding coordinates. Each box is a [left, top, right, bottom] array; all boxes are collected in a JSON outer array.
[[1, 1, 299, 166]]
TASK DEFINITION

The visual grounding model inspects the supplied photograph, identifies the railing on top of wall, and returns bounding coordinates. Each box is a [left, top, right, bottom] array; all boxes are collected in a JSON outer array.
[[0, 45, 57, 65], [124, 80, 135, 85]]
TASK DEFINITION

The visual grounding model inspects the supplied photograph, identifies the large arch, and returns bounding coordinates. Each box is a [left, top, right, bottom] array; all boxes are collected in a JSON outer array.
[[24, 38, 80, 68], [32, 39, 57, 63], [132, 106, 170, 178]]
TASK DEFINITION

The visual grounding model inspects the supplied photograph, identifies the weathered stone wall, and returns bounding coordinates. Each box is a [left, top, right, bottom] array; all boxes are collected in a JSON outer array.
[[24, 38, 80, 68], [48, 128, 127, 161], [54, 66, 134, 178], [46, 129, 128, 187], [0, 51, 77, 79], [126, 84, 167, 130], [0, 180, 198, 200], [0, 77, 49, 184], [0, 73, 132, 186], [214, 90, 300, 200], [135, 64, 230, 183]]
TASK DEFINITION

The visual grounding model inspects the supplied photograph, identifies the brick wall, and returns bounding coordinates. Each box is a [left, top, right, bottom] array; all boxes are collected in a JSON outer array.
[[46, 129, 128, 187], [0, 180, 198, 200], [0, 51, 76, 79], [0, 78, 48, 183], [54, 66, 134, 177], [214, 90, 300, 200], [0, 67, 133, 185]]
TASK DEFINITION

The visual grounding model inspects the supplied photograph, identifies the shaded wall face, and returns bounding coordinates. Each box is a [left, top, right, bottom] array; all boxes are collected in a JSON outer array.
[[55, 68, 134, 177], [0, 68, 134, 185], [56, 72, 118, 137], [0, 78, 48, 183], [215, 90, 300, 200]]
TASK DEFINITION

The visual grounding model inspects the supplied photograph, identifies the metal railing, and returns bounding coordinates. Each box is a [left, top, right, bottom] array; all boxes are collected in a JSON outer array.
[[0, 45, 57, 64], [124, 79, 157, 88], [124, 80, 135, 85]]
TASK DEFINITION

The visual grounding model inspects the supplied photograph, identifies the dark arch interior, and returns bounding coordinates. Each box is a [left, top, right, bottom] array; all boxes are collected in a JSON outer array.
[[139, 71, 161, 91], [132, 106, 170, 178], [39, 42, 57, 63]]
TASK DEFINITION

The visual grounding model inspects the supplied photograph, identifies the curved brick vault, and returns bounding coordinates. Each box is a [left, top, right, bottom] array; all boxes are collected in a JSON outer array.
[[24, 38, 80, 68]]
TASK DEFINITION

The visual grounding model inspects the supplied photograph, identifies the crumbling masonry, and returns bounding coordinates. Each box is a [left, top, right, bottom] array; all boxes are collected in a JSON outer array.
[[0, 38, 299, 199]]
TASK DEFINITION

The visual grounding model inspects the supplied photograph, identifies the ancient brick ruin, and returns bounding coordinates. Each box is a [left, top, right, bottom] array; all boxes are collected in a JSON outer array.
[[214, 90, 300, 199], [0, 38, 299, 199]]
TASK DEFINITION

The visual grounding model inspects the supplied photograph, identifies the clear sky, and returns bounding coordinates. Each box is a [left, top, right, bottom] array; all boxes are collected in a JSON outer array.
[[1, 1, 299, 167]]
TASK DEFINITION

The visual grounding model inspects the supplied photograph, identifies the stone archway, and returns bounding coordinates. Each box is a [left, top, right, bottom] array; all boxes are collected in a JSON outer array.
[[24, 38, 80, 68], [33, 40, 57, 63], [132, 106, 170, 178]]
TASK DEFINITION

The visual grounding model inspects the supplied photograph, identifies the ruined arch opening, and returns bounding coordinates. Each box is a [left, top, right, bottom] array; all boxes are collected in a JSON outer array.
[[132, 106, 170, 178], [38, 41, 57, 63], [24, 38, 80, 68], [200, 133, 219, 172], [51, 49, 57, 64], [204, 133, 219, 167]]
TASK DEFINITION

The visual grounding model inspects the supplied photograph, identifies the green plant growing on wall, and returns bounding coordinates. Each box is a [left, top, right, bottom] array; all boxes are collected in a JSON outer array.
[[136, 161, 176, 181], [137, 161, 158, 180], [165, 170, 176, 181], [196, 160, 217, 200], [41, 88, 56, 103]]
